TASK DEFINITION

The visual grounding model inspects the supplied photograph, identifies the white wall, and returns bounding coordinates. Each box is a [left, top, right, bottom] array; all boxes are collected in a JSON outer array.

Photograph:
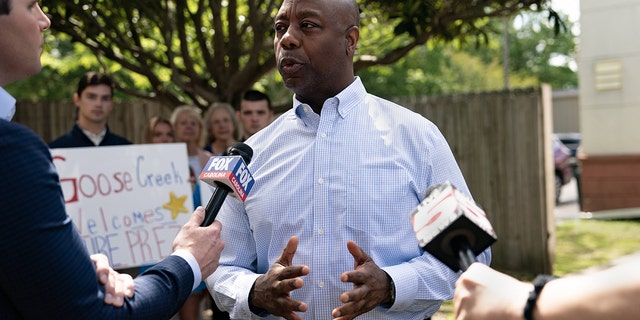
[[579, 0, 640, 155]]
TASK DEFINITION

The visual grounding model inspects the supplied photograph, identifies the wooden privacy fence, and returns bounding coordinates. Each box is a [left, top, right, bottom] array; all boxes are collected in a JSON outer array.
[[13, 86, 555, 275], [394, 85, 555, 275]]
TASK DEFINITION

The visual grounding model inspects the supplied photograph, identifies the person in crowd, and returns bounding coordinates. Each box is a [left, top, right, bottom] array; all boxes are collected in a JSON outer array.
[[237, 89, 274, 141], [146, 116, 175, 144], [171, 105, 213, 182], [49, 72, 136, 279], [454, 260, 640, 320], [202, 102, 242, 320], [203, 102, 241, 155], [49, 71, 131, 148], [0, 0, 225, 318], [170, 105, 213, 320], [206, 0, 490, 319]]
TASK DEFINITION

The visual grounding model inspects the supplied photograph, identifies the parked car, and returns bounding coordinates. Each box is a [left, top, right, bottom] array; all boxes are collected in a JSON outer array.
[[553, 134, 574, 203], [555, 132, 581, 159], [555, 132, 582, 205]]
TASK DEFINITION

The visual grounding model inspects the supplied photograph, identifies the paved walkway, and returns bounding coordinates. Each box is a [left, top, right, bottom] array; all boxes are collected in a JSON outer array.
[[555, 177, 589, 221]]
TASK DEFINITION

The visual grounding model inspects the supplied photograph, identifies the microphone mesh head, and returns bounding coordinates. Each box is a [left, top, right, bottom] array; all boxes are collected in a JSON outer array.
[[227, 142, 253, 164]]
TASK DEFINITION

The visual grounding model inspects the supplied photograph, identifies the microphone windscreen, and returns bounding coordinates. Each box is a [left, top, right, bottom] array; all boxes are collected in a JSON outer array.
[[200, 143, 255, 201], [227, 142, 253, 164], [411, 182, 497, 271]]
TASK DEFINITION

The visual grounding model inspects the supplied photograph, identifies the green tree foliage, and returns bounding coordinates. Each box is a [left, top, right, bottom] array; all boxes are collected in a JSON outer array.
[[354, 0, 553, 71], [359, 8, 577, 98], [507, 10, 578, 89], [6, 34, 136, 102], [13, 0, 554, 108], [357, 42, 539, 98]]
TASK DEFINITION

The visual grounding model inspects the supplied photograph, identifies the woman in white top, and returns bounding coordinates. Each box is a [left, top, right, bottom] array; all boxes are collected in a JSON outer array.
[[171, 105, 212, 180]]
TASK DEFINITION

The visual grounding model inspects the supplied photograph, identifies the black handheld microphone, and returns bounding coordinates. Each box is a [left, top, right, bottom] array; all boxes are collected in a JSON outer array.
[[199, 142, 254, 227], [410, 181, 497, 271]]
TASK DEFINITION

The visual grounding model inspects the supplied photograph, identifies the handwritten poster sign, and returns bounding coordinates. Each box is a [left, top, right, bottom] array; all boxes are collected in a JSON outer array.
[[50, 143, 193, 269]]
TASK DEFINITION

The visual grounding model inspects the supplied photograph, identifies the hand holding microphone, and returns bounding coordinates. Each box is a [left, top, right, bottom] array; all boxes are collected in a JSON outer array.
[[411, 181, 497, 271], [199, 142, 254, 227], [454, 263, 535, 320]]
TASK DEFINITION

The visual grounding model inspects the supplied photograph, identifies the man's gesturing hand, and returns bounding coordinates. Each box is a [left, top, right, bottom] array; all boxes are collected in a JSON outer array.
[[332, 240, 392, 320], [249, 236, 310, 320]]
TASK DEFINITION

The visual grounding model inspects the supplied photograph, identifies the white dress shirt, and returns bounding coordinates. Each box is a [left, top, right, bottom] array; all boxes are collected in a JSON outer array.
[[208, 77, 491, 319]]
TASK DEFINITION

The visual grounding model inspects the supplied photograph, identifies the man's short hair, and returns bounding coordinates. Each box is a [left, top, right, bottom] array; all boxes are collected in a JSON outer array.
[[77, 72, 115, 97], [241, 90, 272, 110]]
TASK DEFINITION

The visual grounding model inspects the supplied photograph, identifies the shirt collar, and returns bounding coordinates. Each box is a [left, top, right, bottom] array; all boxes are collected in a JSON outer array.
[[293, 76, 367, 124], [81, 127, 107, 146], [333, 76, 366, 118], [0, 87, 17, 121]]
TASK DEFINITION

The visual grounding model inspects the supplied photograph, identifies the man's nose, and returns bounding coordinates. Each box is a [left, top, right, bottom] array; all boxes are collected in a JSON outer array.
[[279, 27, 301, 49]]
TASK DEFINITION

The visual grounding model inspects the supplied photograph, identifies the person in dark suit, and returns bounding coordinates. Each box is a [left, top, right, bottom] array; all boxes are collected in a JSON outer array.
[[0, 0, 225, 318], [49, 71, 131, 148]]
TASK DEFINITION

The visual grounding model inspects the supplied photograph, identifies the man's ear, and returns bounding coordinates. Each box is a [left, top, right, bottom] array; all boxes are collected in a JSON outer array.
[[73, 93, 80, 107], [345, 26, 359, 56]]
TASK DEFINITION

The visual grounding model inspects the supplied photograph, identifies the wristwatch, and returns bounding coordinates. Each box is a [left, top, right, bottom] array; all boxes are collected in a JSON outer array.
[[523, 274, 558, 320]]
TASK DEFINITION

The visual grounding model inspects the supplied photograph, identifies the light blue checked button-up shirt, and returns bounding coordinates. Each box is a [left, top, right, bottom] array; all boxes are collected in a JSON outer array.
[[207, 77, 491, 319]]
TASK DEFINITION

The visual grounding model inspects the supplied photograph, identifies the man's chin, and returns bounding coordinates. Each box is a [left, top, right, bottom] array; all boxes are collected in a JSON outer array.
[[283, 79, 307, 94]]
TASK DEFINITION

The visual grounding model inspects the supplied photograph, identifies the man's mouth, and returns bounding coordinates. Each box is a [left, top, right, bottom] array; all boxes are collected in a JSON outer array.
[[282, 63, 302, 74], [280, 57, 304, 74]]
